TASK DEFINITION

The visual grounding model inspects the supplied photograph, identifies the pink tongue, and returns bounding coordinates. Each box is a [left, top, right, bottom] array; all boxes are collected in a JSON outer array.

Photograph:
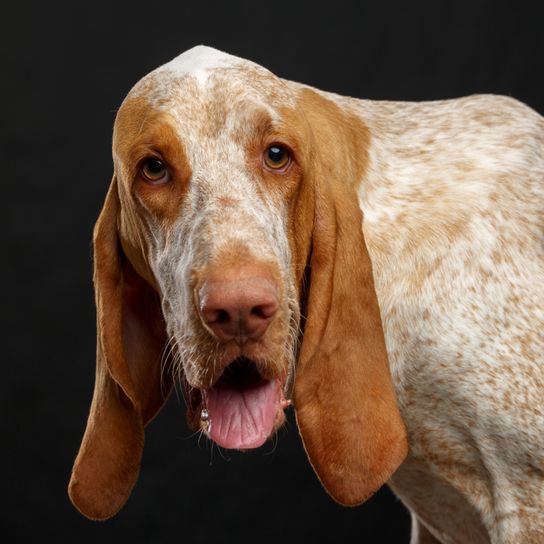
[[204, 379, 280, 449]]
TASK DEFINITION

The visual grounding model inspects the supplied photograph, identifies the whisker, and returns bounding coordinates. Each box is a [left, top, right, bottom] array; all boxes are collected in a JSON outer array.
[[264, 432, 279, 456], [181, 427, 206, 441], [209, 438, 214, 466], [172, 374, 183, 405], [215, 445, 231, 462], [197, 428, 206, 448]]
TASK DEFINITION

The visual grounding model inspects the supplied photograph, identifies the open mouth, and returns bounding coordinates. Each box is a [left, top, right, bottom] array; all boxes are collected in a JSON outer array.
[[187, 357, 288, 450]]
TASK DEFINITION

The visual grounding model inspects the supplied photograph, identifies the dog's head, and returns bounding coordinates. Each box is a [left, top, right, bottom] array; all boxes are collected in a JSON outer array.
[[68, 46, 407, 520]]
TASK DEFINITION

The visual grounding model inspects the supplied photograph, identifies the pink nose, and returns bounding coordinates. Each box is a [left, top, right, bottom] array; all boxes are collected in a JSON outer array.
[[198, 275, 279, 344]]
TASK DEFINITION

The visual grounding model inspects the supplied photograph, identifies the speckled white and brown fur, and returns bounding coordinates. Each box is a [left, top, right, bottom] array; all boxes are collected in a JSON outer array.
[[351, 93, 544, 542], [111, 47, 543, 541]]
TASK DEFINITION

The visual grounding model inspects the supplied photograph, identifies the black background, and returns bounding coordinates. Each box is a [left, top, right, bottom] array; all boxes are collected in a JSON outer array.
[[3, 1, 543, 543]]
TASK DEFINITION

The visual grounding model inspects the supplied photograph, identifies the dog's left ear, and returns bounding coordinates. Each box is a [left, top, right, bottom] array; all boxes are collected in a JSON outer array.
[[68, 179, 172, 520], [293, 90, 408, 506]]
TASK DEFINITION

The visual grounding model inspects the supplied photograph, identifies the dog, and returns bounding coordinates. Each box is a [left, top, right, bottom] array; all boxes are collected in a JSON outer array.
[[69, 46, 544, 543]]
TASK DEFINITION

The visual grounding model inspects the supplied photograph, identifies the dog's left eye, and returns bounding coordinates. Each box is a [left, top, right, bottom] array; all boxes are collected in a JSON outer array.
[[263, 145, 290, 170], [141, 158, 170, 184]]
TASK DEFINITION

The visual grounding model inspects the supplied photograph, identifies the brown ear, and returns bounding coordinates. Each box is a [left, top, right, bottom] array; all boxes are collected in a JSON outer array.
[[68, 179, 172, 520], [293, 92, 408, 506]]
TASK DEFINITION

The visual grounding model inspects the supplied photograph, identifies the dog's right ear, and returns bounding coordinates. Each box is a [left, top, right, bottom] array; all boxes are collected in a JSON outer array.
[[68, 178, 172, 520]]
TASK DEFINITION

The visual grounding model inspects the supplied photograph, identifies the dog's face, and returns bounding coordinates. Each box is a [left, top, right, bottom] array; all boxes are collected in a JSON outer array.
[[69, 46, 407, 520], [113, 50, 313, 448]]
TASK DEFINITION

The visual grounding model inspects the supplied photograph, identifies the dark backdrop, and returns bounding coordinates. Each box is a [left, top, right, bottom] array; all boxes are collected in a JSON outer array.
[[3, 1, 543, 543]]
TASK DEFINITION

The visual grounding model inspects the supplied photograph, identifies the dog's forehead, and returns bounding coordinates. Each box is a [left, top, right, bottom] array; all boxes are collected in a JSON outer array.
[[125, 45, 294, 115], [113, 46, 301, 165]]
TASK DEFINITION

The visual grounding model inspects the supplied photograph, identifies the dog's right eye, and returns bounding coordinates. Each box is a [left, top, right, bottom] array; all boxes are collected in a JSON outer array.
[[141, 158, 170, 184]]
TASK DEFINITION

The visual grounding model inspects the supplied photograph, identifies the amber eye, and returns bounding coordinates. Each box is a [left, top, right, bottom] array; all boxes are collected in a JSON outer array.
[[141, 158, 170, 184], [263, 145, 290, 170]]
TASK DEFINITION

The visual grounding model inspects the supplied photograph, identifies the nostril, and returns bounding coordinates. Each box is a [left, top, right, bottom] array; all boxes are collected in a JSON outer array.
[[250, 303, 277, 320], [215, 309, 230, 324], [202, 307, 231, 325]]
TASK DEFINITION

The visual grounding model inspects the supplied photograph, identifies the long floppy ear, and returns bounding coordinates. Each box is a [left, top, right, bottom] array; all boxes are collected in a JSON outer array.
[[68, 179, 172, 520], [294, 91, 408, 506]]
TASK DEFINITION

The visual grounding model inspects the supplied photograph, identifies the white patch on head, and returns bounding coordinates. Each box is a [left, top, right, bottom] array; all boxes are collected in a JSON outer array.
[[154, 45, 241, 87]]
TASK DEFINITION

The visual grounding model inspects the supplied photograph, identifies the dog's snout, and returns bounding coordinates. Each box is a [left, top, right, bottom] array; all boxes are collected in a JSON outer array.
[[198, 272, 279, 344]]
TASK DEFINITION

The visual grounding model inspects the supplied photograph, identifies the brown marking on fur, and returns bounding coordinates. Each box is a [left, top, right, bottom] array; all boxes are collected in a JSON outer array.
[[239, 107, 305, 215], [113, 98, 192, 229], [216, 196, 237, 207]]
